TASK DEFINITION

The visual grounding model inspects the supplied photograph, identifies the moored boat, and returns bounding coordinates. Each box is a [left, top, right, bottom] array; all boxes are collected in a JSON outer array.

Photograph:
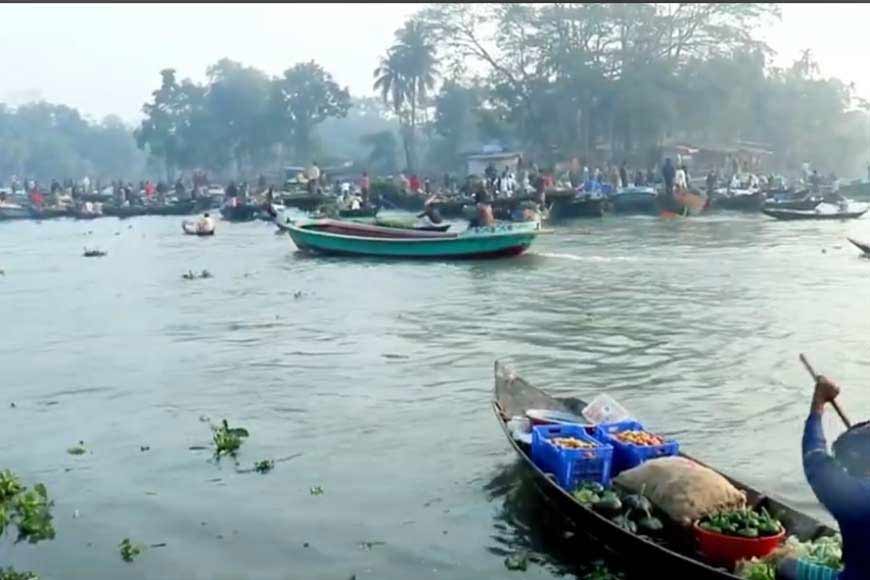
[[220, 202, 260, 222], [548, 193, 610, 219], [373, 216, 451, 232], [609, 186, 658, 215], [710, 188, 766, 212], [284, 218, 543, 259], [0, 202, 31, 220], [492, 362, 836, 580], [762, 201, 868, 221]]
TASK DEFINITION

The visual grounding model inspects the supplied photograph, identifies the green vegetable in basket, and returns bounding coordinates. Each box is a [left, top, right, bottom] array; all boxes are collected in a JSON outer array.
[[573, 489, 601, 505], [580, 481, 605, 494], [622, 493, 651, 513], [611, 514, 637, 533], [735, 558, 776, 580], [637, 514, 664, 533], [699, 508, 783, 539], [593, 492, 623, 515]]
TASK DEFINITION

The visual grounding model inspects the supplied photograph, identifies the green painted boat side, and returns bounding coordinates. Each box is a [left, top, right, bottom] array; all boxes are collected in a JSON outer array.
[[285, 220, 542, 258]]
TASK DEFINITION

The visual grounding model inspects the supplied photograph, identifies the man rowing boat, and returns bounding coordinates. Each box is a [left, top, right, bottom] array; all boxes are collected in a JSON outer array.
[[778, 375, 869, 580]]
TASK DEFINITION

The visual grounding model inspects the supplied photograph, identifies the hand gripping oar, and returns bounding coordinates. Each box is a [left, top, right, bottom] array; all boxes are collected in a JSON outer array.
[[799, 353, 852, 428]]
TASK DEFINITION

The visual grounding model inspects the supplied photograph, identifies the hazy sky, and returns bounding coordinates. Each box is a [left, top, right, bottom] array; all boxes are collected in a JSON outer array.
[[1, 3, 868, 124]]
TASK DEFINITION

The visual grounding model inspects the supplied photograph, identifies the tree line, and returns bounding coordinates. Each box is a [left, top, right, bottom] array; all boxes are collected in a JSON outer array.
[[2, 3, 870, 186]]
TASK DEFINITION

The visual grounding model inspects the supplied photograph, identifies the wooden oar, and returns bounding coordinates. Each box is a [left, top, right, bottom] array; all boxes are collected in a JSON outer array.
[[799, 353, 852, 428]]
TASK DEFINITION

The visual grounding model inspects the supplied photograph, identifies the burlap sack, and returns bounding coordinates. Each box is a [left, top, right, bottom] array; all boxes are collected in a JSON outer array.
[[614, 456, 747, 525]]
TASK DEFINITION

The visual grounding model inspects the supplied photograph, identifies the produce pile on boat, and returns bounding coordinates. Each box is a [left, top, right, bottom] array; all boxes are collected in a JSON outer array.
[[735, 534, 843, 580], [698, 508, 782, 538], [612, 430, 666, 446], [551, 437, 598, 450]]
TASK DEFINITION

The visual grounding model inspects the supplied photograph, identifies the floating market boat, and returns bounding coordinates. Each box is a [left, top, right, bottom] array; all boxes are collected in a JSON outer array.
[[492, 363, 837, 580], [762, 202, 868, 221], [284, 218, 543, 259], [664, 189, 708, 216], [73, 202, 103, 219], [710, 188, 766, 212], [28, 206, 70, 220], [219, 202, 260, 222], [0, 202, 31, 220], [548, 193, 610, 219], [373, 216, 451, 232], [609, 186, 658, 215], [763, 190, 822, 211]]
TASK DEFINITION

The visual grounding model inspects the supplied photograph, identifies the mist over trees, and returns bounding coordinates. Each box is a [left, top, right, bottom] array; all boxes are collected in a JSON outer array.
[[3, 3, 870, 185]]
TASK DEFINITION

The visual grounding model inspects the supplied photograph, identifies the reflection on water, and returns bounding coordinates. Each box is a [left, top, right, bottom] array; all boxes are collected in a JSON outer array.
[[485, 460, 623, 578], [0, 212, 866, 578]]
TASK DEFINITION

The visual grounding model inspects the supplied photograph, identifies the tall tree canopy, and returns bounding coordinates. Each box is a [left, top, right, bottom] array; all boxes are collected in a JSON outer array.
[[373, 19, 438, 172]]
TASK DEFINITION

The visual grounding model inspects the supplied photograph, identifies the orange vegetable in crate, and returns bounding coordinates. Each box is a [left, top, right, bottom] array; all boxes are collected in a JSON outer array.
[[614, 430, 665, 447], [551, 437, 598, 450]]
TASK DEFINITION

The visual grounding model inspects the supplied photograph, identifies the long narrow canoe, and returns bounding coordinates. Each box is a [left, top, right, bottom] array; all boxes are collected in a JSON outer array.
[[492, 362, 836, 580], [285, 218, 543, 259], [763, 204, 868, 221]]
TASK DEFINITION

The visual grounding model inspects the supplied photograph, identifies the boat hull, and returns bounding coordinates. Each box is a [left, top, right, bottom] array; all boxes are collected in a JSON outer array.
[[549, 197, 610, 219], [220, 204, 260, 222], [610, 191, 658, 215], [493, 364, 835, 579], [762, 207, 868, 221], [286, 220, 540, 259], [0, 205, 30, 220]]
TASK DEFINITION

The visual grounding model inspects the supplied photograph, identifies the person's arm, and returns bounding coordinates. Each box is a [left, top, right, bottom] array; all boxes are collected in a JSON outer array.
[[803, 376, 866, 518]]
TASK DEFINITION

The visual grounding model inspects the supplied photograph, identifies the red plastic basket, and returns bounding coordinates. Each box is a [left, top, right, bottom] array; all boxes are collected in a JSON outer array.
[[693, 521, 785, 569]]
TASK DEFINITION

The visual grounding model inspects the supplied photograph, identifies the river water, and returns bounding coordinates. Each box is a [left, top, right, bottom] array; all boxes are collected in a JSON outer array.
[[2, 212, 869, 579]]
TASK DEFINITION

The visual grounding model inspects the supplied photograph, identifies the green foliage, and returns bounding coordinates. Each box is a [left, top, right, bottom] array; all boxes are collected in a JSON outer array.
[[0, 568, 38, 580], [0, 470, 55, 545], [254, 459, 274, 474], [211, 419, 249, 457], [373, 19, 439, 171], [119, 538, 142, 563], [0, 102, 145, 183], [271, 61, 351, 160]]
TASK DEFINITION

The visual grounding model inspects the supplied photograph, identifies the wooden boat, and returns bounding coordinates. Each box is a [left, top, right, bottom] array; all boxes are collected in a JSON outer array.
[[219, 202, 259, 222], [339, 206, 378, 219], [28, 206, 70, 220], [182, 219, 215, 236], [548, 195, 610, 219], [710, 189, 766, 212], [492, 362, 836, 580], [609, 186, 658, 215], [102, 205, 149, 218], [284, 218, 543, 259], [373, 216, 451, 233], [764, 191, 822, 211], [0, 203, 31, 220], [762, 202, 868, 221], [73, 202, 103, 219]]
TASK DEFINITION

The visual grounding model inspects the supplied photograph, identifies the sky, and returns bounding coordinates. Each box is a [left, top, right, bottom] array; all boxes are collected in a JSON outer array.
[[1, 3, 869, 124]]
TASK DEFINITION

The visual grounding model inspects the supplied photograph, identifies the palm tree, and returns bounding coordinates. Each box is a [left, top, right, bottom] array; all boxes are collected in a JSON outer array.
[[373, 19, 438, 172]]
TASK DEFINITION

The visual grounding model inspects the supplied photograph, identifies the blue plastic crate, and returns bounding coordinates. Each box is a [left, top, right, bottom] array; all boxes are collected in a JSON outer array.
[[593, 420, 679, 475], [530, 424, 613, 491]]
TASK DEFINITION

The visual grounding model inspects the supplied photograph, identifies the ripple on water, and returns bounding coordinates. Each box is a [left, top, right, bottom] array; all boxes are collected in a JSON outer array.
[[0, 215, 867, 577]]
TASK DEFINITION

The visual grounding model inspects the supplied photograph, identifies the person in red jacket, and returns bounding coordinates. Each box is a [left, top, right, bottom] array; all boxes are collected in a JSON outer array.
[[409, 174, 421, 193]]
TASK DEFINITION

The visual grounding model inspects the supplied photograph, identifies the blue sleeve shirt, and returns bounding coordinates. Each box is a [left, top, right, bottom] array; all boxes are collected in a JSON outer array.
[[803, 412, 870, 580]]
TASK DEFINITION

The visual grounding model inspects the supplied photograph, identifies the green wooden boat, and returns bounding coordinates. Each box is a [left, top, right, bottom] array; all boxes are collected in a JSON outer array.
[[284, 218, 543, 259]]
